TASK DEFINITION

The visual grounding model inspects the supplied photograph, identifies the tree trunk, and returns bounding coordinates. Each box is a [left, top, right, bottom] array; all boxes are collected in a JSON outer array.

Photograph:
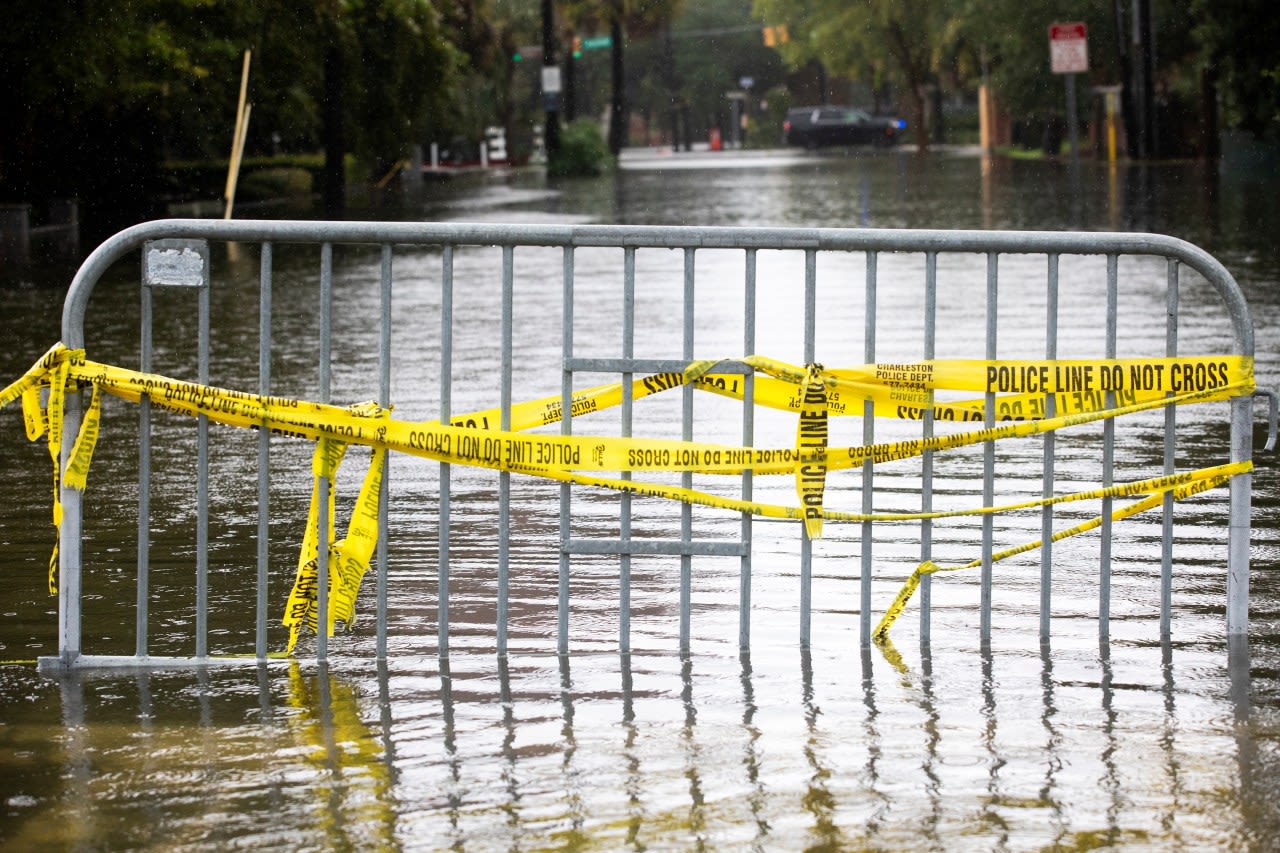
[[321, 39, 346, 216], [663, 22, 678, 148], [564, 33, 577, 123], [910, 85, 929, 150], [1200, 63, 1220, 161], [886, 23, 930, 151]]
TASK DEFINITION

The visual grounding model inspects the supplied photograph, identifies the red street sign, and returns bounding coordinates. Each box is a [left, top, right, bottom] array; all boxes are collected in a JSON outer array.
[[1049, 21, 1088, 74]]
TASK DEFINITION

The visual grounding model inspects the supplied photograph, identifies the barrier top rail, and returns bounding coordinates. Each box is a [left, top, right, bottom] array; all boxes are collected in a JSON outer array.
[[63, 219, 1253, 355]]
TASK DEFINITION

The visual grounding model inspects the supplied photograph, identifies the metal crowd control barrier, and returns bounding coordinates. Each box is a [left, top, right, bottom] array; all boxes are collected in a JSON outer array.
[[37, 220, 1263, 672]]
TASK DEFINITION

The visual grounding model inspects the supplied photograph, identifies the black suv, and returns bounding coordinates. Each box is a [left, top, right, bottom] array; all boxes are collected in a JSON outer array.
[[783, 106, 905, 148]]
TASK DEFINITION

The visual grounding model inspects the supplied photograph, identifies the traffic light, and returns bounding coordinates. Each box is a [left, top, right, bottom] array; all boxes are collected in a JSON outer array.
[[763, 25, 789, 47], [512, 51, 523, 62], [572, 36, 582, 59]]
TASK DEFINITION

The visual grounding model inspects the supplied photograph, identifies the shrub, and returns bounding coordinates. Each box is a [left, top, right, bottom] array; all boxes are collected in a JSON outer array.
[[548, 119, 613, 178]]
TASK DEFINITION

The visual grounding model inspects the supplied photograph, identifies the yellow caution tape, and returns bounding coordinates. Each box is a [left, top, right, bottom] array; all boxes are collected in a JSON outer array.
[[41, 352, 1249, 481], [871, 466, 1241, 642], [795, 364, 828, 538], [282, 432, 387, 654], [0, 343, 1256, 651], [435, 355, 1251, 428]]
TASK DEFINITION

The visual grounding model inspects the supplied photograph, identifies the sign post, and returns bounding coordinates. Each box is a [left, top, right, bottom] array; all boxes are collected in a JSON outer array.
[[1049, 22, 1087, 169]]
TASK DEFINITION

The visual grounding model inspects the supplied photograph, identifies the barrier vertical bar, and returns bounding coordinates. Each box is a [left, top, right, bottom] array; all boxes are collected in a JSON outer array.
[[800, 249, 816, 648], [317, 242, 333, 662], [1100, 254, 1118, 640], [620, 247, 635, 653], [1160, 259, 1178, 637], [1227, 395, 1253, 635], [195, 265, 210, 657], [981, 252, 998, 642], [255, 242, 273, 659], [439, 245, 454, 657], [861, 251, 877, 646], [559, 246, 574, 655], [1041, 253, 1059, 643], [377, 244, 392, 659], [499, 245, 514, 656], [920, 252, 937, 644], [680, 247, 695, 653], [137, 277, 153, 658], [740, 248, 757, 652], [58, 387, 83, 664]]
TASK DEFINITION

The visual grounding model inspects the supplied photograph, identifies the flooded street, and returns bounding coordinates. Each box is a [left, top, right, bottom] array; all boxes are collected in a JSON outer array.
[[1, 146, 1279, 850]]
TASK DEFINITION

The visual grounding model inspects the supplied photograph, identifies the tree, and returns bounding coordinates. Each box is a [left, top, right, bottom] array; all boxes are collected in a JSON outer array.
[[0, 0, 251, 227], [1192, 0, 1280, 140], [752, 0, 947, 149], [673, 0, 786, 146], [0, 0, 467, 227], [565, 1, 685, 152], [315, 0, 464, 213]]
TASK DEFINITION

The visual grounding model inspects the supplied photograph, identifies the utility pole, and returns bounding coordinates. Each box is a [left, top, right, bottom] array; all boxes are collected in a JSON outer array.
[[1112, 0, 1138, 158], [565, 33, 577, 123], [608, 4, 625, 156], [1135, 0, 1156, 158], [663, 21, 679, 149], [542, 0, 560, 158]]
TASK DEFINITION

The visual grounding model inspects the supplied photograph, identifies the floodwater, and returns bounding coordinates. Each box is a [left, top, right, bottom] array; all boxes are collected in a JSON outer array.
[[1, 146, 1279, 851]]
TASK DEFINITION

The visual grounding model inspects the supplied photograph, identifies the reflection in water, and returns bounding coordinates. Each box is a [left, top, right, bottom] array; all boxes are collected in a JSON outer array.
[[1158, 642, 1184, 844], [438, 657, 462, 848], [737, 653, 769, 847], [620, 654, 643, 850], [680, 654, 707, 850], [285, 663, 395, 850], [1038, 644, 1067, 846], [1229, 636, 1257, 848], [979, 646, 1009, 851], [1098, 641, 1121, 846], [919, 645, 942, 847], [12, 637, 1272, 850], [860, 647, 888, 838], [799, 650, 844, 850], [500, 656, 520, 841], [57, 676, 93, 847], [557, 654, 586, 845]]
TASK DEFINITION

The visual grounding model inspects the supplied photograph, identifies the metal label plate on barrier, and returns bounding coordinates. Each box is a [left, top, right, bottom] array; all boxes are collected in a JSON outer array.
[[144, 239, 210, 288]]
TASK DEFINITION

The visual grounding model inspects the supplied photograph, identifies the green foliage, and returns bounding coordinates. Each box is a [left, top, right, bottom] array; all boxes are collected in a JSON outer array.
[[752, 0, 947, 147], [159, 155, 325, 202], [1192, 0, 1280, 138], [0, 0, 487, 225], [753, 85, 794, 147], [338, 0, 464, 159], [674, 0, 786, 140], [954, 0, 1121, 122], [548, 119, 613, 177], [750, 0, 1275, 148]]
